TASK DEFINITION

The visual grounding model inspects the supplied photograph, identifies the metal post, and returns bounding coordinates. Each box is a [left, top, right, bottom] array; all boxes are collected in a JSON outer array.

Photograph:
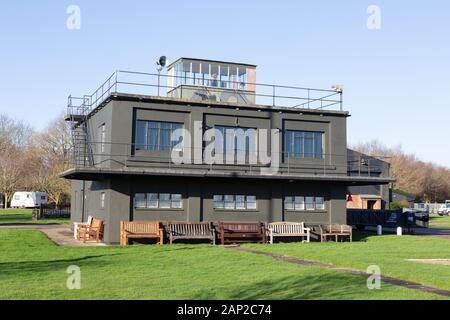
[[157, 70, 161, 96], [272, 85, 276, 106]]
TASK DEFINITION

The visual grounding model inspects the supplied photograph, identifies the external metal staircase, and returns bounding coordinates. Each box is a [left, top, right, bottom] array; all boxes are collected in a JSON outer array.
[[66, 95, 94, 168]]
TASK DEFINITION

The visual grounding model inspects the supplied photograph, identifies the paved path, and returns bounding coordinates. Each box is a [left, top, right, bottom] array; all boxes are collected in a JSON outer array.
[[231, 246, 450, 298], [0, 224, 106, 247]]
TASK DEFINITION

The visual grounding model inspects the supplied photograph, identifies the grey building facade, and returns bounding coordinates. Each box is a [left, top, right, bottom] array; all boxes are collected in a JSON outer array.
[[347, 149, 392, 209], [62, 58, 392, 243]]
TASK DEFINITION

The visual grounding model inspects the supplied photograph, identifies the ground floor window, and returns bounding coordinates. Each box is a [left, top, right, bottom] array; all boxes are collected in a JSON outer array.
[[284, 196, 325, 211], [213, 195, 257, 210], [134, 193, 183, 209]]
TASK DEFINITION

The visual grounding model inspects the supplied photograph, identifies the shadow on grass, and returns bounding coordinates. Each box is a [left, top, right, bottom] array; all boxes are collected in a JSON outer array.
[[192, 273, 376, 300], [352, 231, 375, 242], [0, 254, 123, 277]]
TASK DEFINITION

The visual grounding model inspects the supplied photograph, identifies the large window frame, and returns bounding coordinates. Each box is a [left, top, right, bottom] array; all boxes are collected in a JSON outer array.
[[173, 61, 248, 90], [213, 125, 257, 163], [135, 120, 183, 152], [284, 130, 324, 159]]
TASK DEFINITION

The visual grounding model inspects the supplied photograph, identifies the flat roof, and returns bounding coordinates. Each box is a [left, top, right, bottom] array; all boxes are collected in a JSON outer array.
[[60, 167, 394, 185], [168, 57, 257, 69]]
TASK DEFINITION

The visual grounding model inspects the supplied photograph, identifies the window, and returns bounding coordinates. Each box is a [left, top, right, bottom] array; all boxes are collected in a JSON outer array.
[[171, 194, 182, 209], [213, 195, 224, 209], [294, 196, 305, 210], [135, 120, 183, 151], [305, 197, 315, 210], [285, 196, 325, 211], [213, 195, 257, 210], [284, 196, 294, 210], [135, 193, 146, 209], [134, 193, 183, 209], [159, 193, 171, 209], [214, 126, 257, 162], [315, 197, 325, 210], [98, 124, 106, 153], [284, 130, 323, 159], [235, 195, 246, 210], [246, 196, 257, 210], [100, 192, 105, 209], [147, 193, 158, 208]]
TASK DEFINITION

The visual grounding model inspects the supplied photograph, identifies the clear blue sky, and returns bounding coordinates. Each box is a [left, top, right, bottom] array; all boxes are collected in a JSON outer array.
[[0, 1, 449, 167]]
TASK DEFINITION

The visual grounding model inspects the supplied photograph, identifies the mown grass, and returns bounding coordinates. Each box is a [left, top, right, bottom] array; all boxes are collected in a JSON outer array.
[[0, 209, 69, 225], [0, 229, 445, 300], [429, 214, 450, 229], [245, 233, 450, 293]]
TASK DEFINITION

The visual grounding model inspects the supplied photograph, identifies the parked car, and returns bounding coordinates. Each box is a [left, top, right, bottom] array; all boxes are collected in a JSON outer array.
[[10, 192, 48, 208], [438, 203, 450, 216]]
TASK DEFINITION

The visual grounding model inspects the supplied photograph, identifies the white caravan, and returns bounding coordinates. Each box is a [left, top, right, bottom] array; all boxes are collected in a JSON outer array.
[[10, 192, 48, 208]]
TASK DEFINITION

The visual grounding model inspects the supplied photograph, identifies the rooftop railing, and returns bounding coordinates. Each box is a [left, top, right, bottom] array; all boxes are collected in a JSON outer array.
[[67, 70, 344, 117]]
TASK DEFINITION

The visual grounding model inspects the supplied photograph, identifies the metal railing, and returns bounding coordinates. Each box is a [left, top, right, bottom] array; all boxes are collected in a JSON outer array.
[[66, 141, 390, 178], [66, 70, 344, 117]]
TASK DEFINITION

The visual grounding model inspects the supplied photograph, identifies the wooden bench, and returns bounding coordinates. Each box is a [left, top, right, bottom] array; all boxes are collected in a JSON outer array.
[[218, 222, 266, 245], [318, 224, 353, 242], [120, 221, 164, 246], [167, 222, 216, 245], [268, 222, 311, 244], [77, 217, 104, 243]]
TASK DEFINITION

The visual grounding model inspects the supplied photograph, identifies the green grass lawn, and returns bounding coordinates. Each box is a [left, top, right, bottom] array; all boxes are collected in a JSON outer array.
[[0, 229, 448, 300], [0, 209, 69, 225], [245, 233, 450, 294], [429, 214, 450, 229]]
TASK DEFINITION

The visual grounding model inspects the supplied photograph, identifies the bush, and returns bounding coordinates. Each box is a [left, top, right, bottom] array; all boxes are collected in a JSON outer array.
[[389, 201, 409, 210]]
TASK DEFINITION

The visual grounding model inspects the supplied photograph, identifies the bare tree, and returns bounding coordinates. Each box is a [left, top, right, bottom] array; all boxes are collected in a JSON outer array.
[[0, 113, 33, 152], [0, 149, 27, 208], [352, 140, 450, 202]]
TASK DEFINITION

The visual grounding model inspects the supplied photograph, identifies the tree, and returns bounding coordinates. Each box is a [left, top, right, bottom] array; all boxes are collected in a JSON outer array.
[[352, 140, 450, 202], [0, 113, 32, 152], [0, 148, 27, 208], [29, 116, 72, 206]]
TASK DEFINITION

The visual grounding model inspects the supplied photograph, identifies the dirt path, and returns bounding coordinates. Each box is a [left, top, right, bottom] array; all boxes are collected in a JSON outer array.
[[231, 246, 450, 298], [0, 224, 105, 247]]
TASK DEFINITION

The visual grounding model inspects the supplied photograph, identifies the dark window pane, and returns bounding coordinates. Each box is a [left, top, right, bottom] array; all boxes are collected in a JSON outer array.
[[135, 121, 146, 150], [148, 126, 159, 151], [304, 132, 314, 158], [294, 131, 303, 158], [314, 132, 323, 158]]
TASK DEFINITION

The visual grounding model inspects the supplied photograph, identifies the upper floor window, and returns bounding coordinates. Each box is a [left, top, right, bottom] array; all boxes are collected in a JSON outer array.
[[214, 126, 257, 161], [135, 120, 183, 151], [284, 130, 323, 159], [98, 123, 106, 153], [172, 60, 248, 90]]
